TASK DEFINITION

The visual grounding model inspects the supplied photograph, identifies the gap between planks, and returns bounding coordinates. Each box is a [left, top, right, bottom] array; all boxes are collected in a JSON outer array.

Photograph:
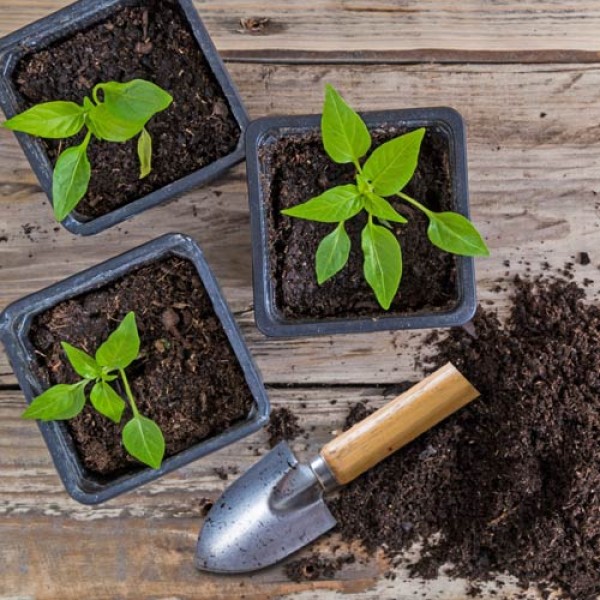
[[3, 1, 600, 65]]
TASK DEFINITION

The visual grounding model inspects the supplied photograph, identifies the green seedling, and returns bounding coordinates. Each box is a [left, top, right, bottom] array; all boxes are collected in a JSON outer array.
[[281, 84, 489, 310], [3, 79, 173, 222], [22, 312, 165, 470]]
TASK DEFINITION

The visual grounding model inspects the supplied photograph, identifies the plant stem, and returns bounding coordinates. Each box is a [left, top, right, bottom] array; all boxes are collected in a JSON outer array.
[[81, 129, 92, 150], [119, 368, 140, 418], [353, 158, 363, 174], [397, 191, 431, 216]]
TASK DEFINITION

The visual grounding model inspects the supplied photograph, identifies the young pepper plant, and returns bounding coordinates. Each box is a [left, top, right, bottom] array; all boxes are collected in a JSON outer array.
[[22, 312, 165, 469], [281, 84, 489, 310], [3, 79, 172, 222]]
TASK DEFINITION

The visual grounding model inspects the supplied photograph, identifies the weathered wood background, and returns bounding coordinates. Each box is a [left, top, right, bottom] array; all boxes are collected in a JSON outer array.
[[1, 2, 599, 599]]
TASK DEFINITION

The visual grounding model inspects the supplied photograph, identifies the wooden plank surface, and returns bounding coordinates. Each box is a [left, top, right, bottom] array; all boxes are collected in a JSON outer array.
[[0, 388, 533, 600], [1, 62, 599, 386], [1, 1, 599, 598], [1, 1, 600, 63]]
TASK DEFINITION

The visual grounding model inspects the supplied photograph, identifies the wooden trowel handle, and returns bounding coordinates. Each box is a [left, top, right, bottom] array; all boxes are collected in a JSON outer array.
[[320, 363, 479, 486]]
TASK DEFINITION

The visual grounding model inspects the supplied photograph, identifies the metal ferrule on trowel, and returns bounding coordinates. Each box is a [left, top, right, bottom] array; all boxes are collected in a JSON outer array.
[[196, 362, 480, 573]]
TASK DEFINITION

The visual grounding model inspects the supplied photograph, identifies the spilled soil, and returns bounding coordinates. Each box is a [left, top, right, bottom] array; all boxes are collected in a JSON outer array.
[[329, 275, 600, 599], [266, 406, 305, 448]]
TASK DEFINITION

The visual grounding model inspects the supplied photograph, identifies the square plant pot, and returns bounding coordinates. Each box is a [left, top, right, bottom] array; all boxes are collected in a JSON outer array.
[[0, 0, 249, 235], [246, 107, 477, 337], [0, 233, 270, 504]]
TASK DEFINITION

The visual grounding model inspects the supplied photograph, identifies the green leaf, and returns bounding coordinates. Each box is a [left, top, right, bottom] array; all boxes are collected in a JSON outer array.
[[363, 194, 408, 223], [93, 79, 172, 124], [96, 312, 140, 370], [3, 101, 85, 139], [87, 103, 146, 142], [321, 84, 371, 164], [61, 342, 101, 379], [281, 185, 363, 223], [363, 128, 425, 196], [22, 383, 86, 421], [316, 222, 351, 284], [361, 221, 402, 310], [137, 128, 152, 179], [426, 211, 490, 256], [52, 136, 91, 221], [90, 381, 126, 424], [122, 415, 165, 469]]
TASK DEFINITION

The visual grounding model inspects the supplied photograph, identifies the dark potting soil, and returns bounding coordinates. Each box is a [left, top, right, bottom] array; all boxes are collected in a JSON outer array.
[[261, 126, 458, 320], [329, 275, 600, 599], [28, 256, 254, 477], [266, 406, 305, 448], [13, 0, 240, 219]]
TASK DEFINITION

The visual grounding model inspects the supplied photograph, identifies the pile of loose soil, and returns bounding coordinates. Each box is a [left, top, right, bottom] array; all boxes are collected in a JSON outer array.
[[14, 0, 240, 219], [29, 256, 254, 477], [266, 406, 305, 448], [330, 275, 600, 599], [261, 125, 458, 320]]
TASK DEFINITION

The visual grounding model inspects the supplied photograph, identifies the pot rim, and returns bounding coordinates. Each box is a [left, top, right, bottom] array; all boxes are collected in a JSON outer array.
[[0, 233, 270, 504], [245, 107, 477, 337], [0, 0, 250, 235]]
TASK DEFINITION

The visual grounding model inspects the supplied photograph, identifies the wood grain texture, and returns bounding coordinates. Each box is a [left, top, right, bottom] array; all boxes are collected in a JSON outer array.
[[0, 388, 537, 599], [1, 62, 599, 386], [322, 363, 479, 484], [0, 5, 599, 596], [2, 0, 600, 63]]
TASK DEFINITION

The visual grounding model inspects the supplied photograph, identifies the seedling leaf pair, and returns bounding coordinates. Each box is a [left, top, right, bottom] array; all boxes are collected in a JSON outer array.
[[3, 79, 172, 222], [21, 312, 165, 470], [282, 84, 489, 309]]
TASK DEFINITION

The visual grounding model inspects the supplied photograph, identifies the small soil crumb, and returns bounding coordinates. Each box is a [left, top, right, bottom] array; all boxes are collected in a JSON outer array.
[[578, 251, 591, 265], [21, 223, 41, 241], [284, 553, 355, 582], [266, 407, 304, 448], [466, 582, 483, 597], [213, 465, 240, 481], [197, 497, 213, 517], [238, 17, 271, 34], [331, 275, 600, 599]]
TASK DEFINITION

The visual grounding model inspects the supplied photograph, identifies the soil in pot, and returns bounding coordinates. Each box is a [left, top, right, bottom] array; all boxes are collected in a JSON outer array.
[[327, 273, 599, 598], [29, 256, 254, 477], [13, 0, 240, 219], [261, 125, 458, 320]]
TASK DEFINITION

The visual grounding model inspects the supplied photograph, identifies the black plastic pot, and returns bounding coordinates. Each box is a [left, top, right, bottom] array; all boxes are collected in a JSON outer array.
[[246, 108, 477, 337], [0, 0, 249, 235], [0, 233, 270, 504]]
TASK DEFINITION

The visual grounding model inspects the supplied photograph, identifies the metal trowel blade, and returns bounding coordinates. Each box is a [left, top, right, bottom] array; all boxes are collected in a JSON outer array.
[[195, 442, 336, 573]]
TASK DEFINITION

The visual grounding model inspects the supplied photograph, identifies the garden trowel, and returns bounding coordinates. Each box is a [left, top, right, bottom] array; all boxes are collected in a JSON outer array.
[[195, 362, 479, 573]]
